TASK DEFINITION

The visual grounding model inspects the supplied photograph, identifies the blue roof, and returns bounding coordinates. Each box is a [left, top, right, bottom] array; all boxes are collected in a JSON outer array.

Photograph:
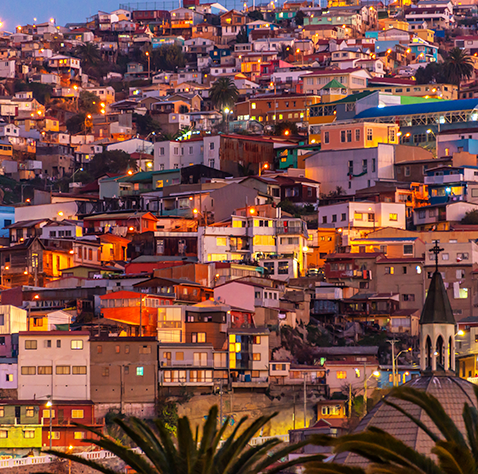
[[355, 98, 478, 119]]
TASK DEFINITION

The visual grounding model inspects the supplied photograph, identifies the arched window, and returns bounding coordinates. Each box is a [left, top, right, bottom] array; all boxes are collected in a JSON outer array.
[[426, 335, 432, 370], [436, 335, 444, 369]]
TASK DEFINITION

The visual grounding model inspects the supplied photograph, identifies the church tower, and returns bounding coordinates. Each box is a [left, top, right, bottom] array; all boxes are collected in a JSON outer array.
[[419, 241, 456, 373]]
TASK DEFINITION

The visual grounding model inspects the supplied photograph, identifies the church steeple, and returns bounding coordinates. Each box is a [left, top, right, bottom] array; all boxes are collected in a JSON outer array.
[[420, 241, 456, 373]]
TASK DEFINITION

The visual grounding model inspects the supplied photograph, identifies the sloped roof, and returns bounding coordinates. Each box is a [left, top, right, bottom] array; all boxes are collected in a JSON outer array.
[[420, 270, 455, 325]]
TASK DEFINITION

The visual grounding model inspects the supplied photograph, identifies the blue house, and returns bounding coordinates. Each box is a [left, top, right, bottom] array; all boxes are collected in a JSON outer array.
[[425, 166, 478, 206], [210, 47, 231, 64], [0, 206, 14, 238], [377, 365, 420, 388], [408, 37, 438, 63]]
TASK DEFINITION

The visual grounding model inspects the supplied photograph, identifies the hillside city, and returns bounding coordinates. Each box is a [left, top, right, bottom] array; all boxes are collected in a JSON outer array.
[[0, 0, 478, 469]]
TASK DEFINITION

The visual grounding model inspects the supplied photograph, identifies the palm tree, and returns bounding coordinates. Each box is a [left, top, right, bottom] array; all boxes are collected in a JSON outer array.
[[444, 47, 474, 95], [75, 43, 102, 67], [44, 406, 323, 474], [209, 78, 239, 112], [307, 385, 478, 474]]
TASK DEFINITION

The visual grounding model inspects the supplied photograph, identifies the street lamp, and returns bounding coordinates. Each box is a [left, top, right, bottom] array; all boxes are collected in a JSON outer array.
[[392, 347, 412, 387], [46, 400, 53, 449], [145, 51, 151, 80], [363, 370, 380, 415], [71, 167, 83, 186], [193, 208, 208, 226]]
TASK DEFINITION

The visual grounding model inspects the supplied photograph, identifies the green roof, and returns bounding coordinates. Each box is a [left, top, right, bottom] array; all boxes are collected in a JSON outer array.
[[322, 79, 346, 90]]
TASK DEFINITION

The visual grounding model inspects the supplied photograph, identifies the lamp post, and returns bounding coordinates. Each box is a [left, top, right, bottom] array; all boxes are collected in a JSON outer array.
[[363, 370, 380, 416], [71, 167, 83, 186], [145, 51, 151, 80], [193, 208, 208, 226], [140, 131, 156, 171], [46, 400, 53, 449], [393, 347, 412, 387]]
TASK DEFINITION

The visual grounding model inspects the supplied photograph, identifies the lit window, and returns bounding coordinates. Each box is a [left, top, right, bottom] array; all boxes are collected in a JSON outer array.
[[74, 432, 85, 439], [71, 340, 83, 350], [336, 371, 347, 379], [23, 430, 35, 439], [136, 367, 144, 376], [389, 213, 398, 221], [253, 353, 261, 361], [251, 103, 256, 109], [71, 410, 84, 419]]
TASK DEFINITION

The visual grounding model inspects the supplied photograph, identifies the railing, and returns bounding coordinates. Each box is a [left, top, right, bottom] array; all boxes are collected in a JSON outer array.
[[0, 448, 142, 469]]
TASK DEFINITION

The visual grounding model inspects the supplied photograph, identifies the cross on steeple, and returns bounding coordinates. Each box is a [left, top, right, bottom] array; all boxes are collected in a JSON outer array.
[[430, 240, 444, 273]]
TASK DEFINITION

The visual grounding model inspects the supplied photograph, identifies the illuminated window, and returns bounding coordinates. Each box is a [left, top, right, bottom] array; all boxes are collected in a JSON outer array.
[[389, 213, 398, 221], [253, 353, 261, 361], [251, 103, 256, 109], [216, 237, 227, 246], [74, 432, 85, 439], [336, 371, 347, 379], [24, 430, 35, 439], [73, 366, 87, 375], [71, 340, 83, 350], [71, 410, 84, 419], [136, 367, 144, 376]]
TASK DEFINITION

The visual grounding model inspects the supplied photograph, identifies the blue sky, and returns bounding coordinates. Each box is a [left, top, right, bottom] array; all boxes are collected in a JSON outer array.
[[2, 1, 121, 30]]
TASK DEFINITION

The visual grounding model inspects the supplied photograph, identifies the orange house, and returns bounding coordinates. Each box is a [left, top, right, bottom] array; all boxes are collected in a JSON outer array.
[[100, 290, 174, 336], [320, 121, 400, 151]]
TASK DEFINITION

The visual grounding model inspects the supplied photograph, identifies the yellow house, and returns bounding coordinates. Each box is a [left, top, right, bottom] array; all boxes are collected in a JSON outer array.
[[320, 121, 400, 150], [415, 29, 435, 43], [0, 141, 13, 158], [379, 18, 410, 31], [44, 117, 60, 132], [306, 227, 339, 269]]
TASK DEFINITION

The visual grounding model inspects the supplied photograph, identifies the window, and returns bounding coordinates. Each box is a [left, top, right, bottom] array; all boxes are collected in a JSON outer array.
[[346, 130, 352, 142], [25, 406, 35, 417], [21, 366, 36, 375], [74, 432, 85, 439], [389, 213, 398, 221], [456, 269, 465, 279], [23, 430, 35, 439], [324, 131, 329, 144], [71, 410, 84, 419], [5, 374, 13, 382], [442, 253, 449, 261], [254, 336, 261, 344], [102, 368, 109, 377], [253, 353, 261, 361], [140, 345, 151, 354], [216, 237, 227, 246], [43, 409, 55, 418], [56, 366, 70, 375], [0, 431, 8, 438], [403, 245, 413, 255], [48, 432, 60, 440], [136, 367, 144, 376], [355, 129, 360, 141], [73, 366, 87, 375], [38, 366, 52, 375], [192, 333, 206, 343], [403, 294, 415, 302], [366, 128, 373, 141], [25, 340, 37, 350], [385, 266, 394, 275], [362, 159, 367, 173], [97, 345, 102, 354], [458, 253, 469, 260], [71, 340, 83, 350], [340, 130, 346, 143], [336, 371, 347, 379], [354, 212, 363, 221], [278, 261, 289, 275]]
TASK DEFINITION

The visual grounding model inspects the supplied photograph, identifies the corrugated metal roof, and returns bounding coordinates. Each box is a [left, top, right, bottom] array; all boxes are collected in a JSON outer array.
[[355, 98, 478, 119]]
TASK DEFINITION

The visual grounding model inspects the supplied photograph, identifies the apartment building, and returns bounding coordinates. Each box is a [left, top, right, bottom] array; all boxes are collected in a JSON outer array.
[[89, 336, 158, 417], [17, 331, 90, 401]]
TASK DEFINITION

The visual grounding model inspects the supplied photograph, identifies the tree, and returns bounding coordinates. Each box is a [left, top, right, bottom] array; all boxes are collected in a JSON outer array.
[[210, 78, 239, 112], [414, 62, 447, 85], [66, 113, 87, 134], [295, 11, 305, 26], [444, 47, 474, 92], [75, 43, 102, 68], [461, 209, 478, 225], [151, 44, 186, 72], [134, 113, 162, 136], [236, 26, 249, 44], [79, 91, 101, 114], [14, 80, 53, 104], [307, 385, 478, 474], [88, 150, 136, 178], [273, 121, 298, 136], [248, 10, 264, 21], [45, 405, 322, 474]]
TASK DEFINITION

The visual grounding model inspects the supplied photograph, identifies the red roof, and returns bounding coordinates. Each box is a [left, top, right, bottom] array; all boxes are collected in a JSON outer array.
[[369, 77, 415, 85]]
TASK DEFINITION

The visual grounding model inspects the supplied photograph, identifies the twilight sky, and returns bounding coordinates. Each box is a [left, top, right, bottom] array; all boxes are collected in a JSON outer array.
[[2, 0, 121, 30]]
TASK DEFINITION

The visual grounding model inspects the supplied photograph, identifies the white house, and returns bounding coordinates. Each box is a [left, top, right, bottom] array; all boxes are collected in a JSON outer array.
[[106, 137, 153, 155], [318, 201, 406, 233], [17, 331, 90, 401], [0, 60, 15, 79]]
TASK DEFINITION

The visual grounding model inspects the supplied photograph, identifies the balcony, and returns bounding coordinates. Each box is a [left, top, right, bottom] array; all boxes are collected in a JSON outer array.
[[424, 174, 463, 185]]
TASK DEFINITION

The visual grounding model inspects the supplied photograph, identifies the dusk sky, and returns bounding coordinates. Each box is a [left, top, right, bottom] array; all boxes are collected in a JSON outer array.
[[2, 1, 121, 30]]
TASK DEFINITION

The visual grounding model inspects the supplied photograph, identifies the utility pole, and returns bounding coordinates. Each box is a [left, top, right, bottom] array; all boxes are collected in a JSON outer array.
[[387, 339, 399, 387], [363, 361, 367, 416], [219, 380, 223, 428], [303, 373, 307, 428], [348, 383, 352, 418], [139, 296, 144, 337]]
